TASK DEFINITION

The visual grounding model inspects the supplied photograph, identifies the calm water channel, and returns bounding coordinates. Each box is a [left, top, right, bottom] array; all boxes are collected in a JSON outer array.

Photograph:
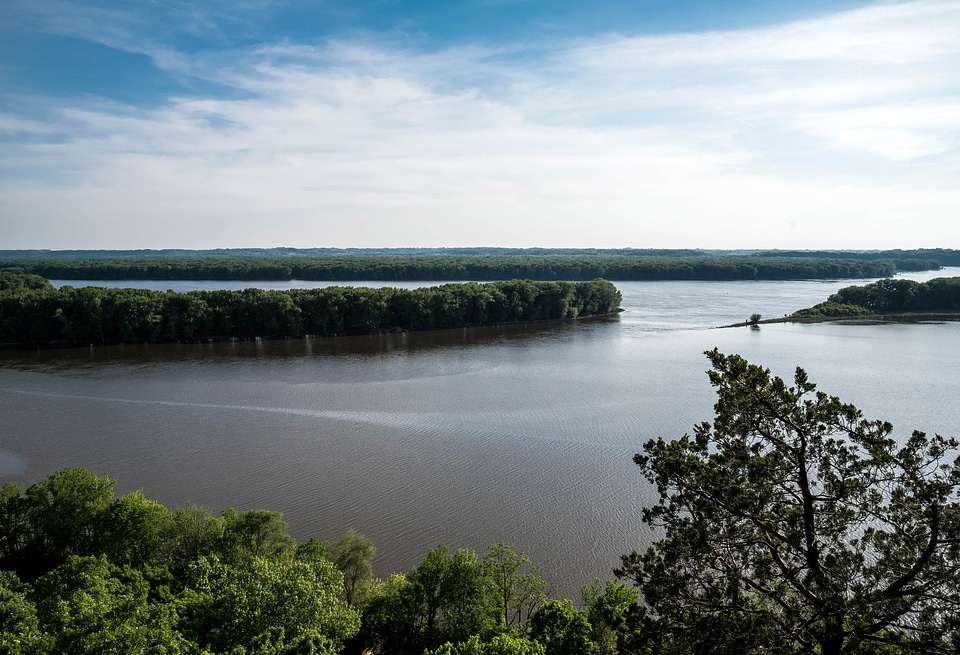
[[2, 269, 959, 599]]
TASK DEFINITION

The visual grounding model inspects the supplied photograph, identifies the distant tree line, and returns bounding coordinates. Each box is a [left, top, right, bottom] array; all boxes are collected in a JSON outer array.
[[3, 247, 956, 265], [0, 273, 622, 347], [0, 255, 924, 282], [0, 247, 709, 260], [789, 276, 960, 318], [756, 248, 960, 267]]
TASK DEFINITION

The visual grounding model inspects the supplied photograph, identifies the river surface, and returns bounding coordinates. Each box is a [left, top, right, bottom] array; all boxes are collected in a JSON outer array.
[[2, 269, 958, 599]]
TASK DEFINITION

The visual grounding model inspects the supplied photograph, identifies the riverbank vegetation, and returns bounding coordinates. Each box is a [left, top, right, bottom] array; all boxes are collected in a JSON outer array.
[[787, 276, 960, 320], [1, 247, 950, 282], [0, 468, 639, 655], [0, 274, 621, 347], [2, 352, 958, 654]]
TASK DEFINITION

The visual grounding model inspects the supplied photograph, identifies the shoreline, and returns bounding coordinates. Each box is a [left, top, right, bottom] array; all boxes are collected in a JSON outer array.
[[0, 309, 624, 352], [719, 311, 960, 328]]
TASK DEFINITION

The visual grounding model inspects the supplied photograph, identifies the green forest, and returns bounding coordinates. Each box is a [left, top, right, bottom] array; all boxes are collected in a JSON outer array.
[[0, 467, 638, 655], [0, 272, 621, 347], [788, 276, 960, 319], [1, 248, 951, 282], [2, 351, 958, 654]]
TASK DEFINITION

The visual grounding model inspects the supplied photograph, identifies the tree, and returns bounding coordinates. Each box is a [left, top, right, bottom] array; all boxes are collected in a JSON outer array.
[[325, 528, 376, 605], [156, 503, 225, 577], [359, 545, 493, 654], [19, 469, 116, 579], [0, 570, 48, 654], [482, 542, 546, 629], [31, 555, 188, 654], [0, 483, 28, 568], [101, 491, 167, 569], [580, 579, 639, 655], [528, 600, 597, 655], [179, 554, 360, 653], [218, 508, 295, 564], [618, 349, 960, 655]]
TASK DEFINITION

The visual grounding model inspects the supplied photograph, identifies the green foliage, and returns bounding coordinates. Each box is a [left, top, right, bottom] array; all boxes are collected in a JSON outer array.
[[157, 503, 225, 578], [528, 600, 598, 655], [218, 508, 295, 565], [580, 580, 639, 655], [102, 491, 167, 569], [0, 571, 49, 655], [31, 555, 189, 655], [619, 349, 960, 655], [15, 469, 116, 579], [754, 248, 959, 268], [360, 545, 495, 654], [789, 302, 872, 319], [431, 633, 547, 655], [0, 469, 391, 654], [1, 248, 930, 282], [0, 279, 622, 346], [791, 276, 960, 318], [179, 555, 360, 652], [0, 270, 52, 292], [482, 542, 547, 630], [325, 528, 376, 605], [0, 483, 28, 571]]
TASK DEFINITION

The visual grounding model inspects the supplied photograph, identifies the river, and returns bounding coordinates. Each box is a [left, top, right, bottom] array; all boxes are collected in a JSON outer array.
[[1, 269, 958, 599]]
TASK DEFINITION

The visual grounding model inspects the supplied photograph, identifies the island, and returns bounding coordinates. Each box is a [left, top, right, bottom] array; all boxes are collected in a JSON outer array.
[[0, 271, 622, 348], [747, 277, 960, 325]]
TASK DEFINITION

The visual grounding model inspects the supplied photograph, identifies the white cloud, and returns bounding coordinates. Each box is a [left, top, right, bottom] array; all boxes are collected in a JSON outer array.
[[1, 0, 959, 248]]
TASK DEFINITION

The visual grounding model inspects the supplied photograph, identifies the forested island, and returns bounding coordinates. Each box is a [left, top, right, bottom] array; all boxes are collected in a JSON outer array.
[[1, 247, 954, 282], [785, 276, 960, 320], [0, 271, 621, 347], [3, 351, 958, 654]]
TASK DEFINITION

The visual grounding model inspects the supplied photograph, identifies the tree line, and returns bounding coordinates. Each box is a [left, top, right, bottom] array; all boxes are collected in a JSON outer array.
[[2, 351, 958, 653], [0, 248, 712, 260], [0, 255, 929, 282], [756, 248, 960, 267], [2, 246, 955, 266], [0, 274, 622, 347], [789, 276, 960, 319]]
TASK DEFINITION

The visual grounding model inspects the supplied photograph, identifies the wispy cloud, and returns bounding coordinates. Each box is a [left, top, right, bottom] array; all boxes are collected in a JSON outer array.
[[1, 1, 958, 248]]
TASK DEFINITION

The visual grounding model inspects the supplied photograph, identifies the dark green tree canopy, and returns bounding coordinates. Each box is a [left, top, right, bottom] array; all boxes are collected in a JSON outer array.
[[618, 349, 960, 655], [2, 248, 934, 282], [0, 278, 622, 346], [790, 276, 960, 319]]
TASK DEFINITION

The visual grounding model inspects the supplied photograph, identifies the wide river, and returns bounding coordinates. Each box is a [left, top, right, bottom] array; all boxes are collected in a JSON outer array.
[[2, 269, 958, 599]]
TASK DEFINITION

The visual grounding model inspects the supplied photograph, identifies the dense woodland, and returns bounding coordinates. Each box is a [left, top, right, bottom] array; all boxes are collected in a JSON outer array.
[[0, 248, 948, 282], [789, 276, 960, 318], [753, 248, 960, 266], [0, 272, 621, 347], [3, 351, 959, 654], [0, 467, 639, 655]]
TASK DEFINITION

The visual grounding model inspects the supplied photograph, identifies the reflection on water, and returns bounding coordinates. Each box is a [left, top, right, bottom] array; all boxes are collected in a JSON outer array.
[[3, 271, 959, 599]]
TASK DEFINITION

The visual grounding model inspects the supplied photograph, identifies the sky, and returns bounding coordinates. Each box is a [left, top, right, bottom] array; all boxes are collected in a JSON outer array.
[[1, 0, 958, 251]]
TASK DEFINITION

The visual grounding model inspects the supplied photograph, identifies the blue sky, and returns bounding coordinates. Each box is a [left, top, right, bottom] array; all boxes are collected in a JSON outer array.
[[1, 0, 958, 250]]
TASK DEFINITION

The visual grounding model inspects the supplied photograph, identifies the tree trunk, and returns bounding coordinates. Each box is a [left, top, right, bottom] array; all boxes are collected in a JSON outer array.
[[821, 617, 845, 655]]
